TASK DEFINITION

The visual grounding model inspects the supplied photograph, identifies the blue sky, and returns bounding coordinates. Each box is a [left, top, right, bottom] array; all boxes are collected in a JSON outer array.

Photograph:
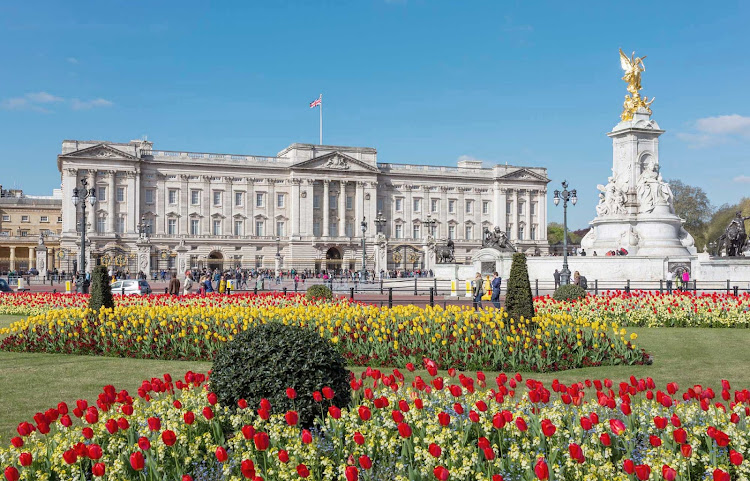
[[1, 0, 748, 228]]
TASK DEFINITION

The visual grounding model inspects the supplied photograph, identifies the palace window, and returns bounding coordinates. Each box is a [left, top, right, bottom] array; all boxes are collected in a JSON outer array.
[[213, 191, 222, 206], [40, 216, 49, 223], [1, 215, 9, 222], [448, 225, 456, 239], [395, 198, 403, 212], [190, 220, 199, 235], [465, 225, 473, 239], [255, 220, 264, 236], [21, 215, 29, 222], [413, 224, 421, 239], [276, 221, 285, 237], [465, 200, 473, 214], [57, 216, 62, 223], [256, 193, 265, 207], [448, 200, 456, 214], [506, 225, 512, 239], [235, 192, 243, 207], [116, 215, 125, 234], [169, 189, 178, 205], [277, 193, 285, 208], [313, 195, 320, 209], [329, 194, 337, 209], [191, 190, 200, 205], [234, 220, 243, 236], [518, 202, 525, 215], [531, 202, 537, 215], [506, 201, 512, 215], [98, 186, 107, 202], [395, 224, 403, 239], [518, 225, 525, 240], [482, 201, 490, 215], [116, 187, 125, 202], [212, 220, 221, 235], [167, 219, 177, 235], [346, 195, 353, 210], [313, 222, 321, 237], [413, 198, 421, 213], [531, 225, 537, 240], [377, 198, 384, 212], [329, 223, 337, 237], [345, 222, 353, 237], [96, 216, 106, 233], [145, 189, 155, 204], [431, 199, 439, 213], [255, 256, 263, 268]]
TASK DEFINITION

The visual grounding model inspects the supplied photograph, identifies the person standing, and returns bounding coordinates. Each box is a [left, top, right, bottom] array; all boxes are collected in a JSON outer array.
[[472, 272, 484, 311], [553, 269, 561, 289], [182, 271, 193, 296], [168, 274, 181, 296], [490, 271, 502, 309], [682, 270, 690, 290]]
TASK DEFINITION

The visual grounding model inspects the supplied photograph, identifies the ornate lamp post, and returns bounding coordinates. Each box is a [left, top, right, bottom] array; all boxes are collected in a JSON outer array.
[[425, 213, 437, 237], [374, 211, 386, 235], [553, 180, 577, 285], [71, 178, 97, 293], [360, 217, 368, 282], [137, 215, 151, 240], [275, 236, 281, 277]]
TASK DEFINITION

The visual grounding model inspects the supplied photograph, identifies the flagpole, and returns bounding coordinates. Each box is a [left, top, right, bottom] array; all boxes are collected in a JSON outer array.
[[319, 93, 323, 145]]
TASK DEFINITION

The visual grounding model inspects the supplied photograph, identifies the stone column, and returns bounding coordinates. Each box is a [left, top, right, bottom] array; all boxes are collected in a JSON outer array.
[[493, 181, 502, 227], [9, 246, 15, 272], [339, 181, 347, 237], [323, 180, 330, 237], [440, 187, 448, 238], [28, 247, 35, 270], [457, 187, 466, 239], [36, 245, 48, 278], [179, 175, 189, 236], [500, 188, 508, 233], [107, 171, 116, 233], [246, 178, 254, 231], [62, 168, 78, 234], [224, 177, 232, 235], [125, 171, 136, 233], [202, 176, 211, 235], [538, 189, 547, 240], [526, 189, 531, 240], [355, 181, 364, 231], [513, 189, 519, 240], [268, 179, 276, 236], [87, 170, 97, 233], [291, 178, 301, 237]]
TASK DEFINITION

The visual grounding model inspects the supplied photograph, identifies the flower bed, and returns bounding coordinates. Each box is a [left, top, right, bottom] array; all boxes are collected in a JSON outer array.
[[2, 363, 749, 481], [537, 291, 750, 328], [0, 294, 646, 372]]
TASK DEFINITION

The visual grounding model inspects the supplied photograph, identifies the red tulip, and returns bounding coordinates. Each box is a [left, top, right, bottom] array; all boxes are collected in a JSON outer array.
[[635, 464, 650, 481], [241, 459, 256, 479], [345, 466, 359, 481], [515, 417, 528, 432], [568, 443, 584, 463], [241, 424, 255, 440], [254, 432, 270, 451], [202, 406, 214, 420], [729, 449, 744, 466], [63, 449, 77, 465], [429, 443, 442, 457], [322, 386, 334, 399], [609, 419, 626, 435], [138, 437, 151, 450], [534, 458, 549, 480], [353, 431, 365, 445], [438, 412, 451, 426], [88, 444, 103, 460], [713, 469, 730, 481], [19, 452, 32, 466], [215, 446, 228, 462], [184, 411, 195, 425], [82, 427, 94, 439], [433, 465, 450, 480], [207, 392, 218, 405], [296, 464, 310, 478], [649, 435, 662, 447], [359, 455, 372, 470], [237, 398, 248, 409], [92, 462, 106, 476], [358, 406, 371, 421], [278, 449, 289, 463], [313, 391, 323, 402], [162, 430, 177, 446], [4, 467, 19, 481], [130, 451, 145, 471], [398, 422, 412, 438], [10, 437, 23, 448], [483, 447, 496, 460], [623, 459, 635, 474], [301, 429, 313, 444], [599, 432, 611, 446], [681, 444, 692, 458], [147, 416, 161, 431], [673, 428, 687, 444], [541, 419, 556, 437], [662, 464, 677, 481], [286, 387, 297, 399], [285, 411, 299, 426]]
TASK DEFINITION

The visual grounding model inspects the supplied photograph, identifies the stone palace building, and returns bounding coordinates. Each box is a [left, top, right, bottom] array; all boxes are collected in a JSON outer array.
[[57, 139, 550, 276]]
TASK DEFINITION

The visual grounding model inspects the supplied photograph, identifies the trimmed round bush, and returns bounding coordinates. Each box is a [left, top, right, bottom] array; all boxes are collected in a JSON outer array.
[[553, 284, 587, 302], [306, 284, 333, 301], [210, 322, 351, 427]]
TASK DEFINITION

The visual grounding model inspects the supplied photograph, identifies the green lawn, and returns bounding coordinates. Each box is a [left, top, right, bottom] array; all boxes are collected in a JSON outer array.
[[1, 327, 749, 442], [0, 314, 23, 331]]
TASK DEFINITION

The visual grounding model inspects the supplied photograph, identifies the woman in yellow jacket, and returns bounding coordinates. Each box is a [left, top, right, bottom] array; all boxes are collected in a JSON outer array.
[[218, 275, 227, 294]]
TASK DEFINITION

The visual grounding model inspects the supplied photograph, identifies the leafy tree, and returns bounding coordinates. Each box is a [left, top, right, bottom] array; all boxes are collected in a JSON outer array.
[[547, 222, 583, 245], [89, 265, 114, 312], [667, 179, 714, 250], [505, 253, 534, 322]]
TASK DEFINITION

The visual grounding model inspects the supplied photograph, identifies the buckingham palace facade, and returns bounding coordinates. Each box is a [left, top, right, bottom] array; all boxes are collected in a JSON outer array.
[[58, 139, 549, 275]]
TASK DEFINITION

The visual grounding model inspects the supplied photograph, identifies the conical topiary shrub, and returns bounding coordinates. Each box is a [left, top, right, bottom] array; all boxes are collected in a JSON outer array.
[[505, 252, 534, 322], [88, 265, 114, 312]]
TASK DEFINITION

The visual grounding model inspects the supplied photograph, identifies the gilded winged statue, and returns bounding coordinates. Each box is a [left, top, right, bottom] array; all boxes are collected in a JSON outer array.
[[619, 49, 654, 121]]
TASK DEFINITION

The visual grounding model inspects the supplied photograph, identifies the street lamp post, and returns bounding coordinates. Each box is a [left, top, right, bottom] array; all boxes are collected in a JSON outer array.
[[360, 217, 368, 282], [553, 180, 577, 285], [71, 178, 97, 293], [275, 236, 281, 278], [137, 215, 151, 240], [374, 211, 386, 235]]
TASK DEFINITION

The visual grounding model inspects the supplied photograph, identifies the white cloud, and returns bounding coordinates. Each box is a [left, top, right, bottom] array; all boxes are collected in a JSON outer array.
[[66, 57, 79, 64], [1, 91, 63, 112], [678, 114, 750, 148], [734, 175, 750, 183], [70, 98, 113, 110]]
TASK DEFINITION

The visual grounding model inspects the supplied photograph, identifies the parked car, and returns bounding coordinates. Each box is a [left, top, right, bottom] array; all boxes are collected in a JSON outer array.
[[0, 278, 12, 293], [111, 279, 152, 295]]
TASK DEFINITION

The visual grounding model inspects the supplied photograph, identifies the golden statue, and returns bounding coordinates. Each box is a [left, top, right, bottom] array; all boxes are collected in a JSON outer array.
[[619, 49, 655, 121]]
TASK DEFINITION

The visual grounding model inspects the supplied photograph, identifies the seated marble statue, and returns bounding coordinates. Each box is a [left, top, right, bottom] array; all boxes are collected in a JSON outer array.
[[637, 161, 672, 212]]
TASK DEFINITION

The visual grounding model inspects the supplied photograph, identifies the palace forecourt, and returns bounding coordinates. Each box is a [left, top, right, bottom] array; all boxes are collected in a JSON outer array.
[[57, 140, 550, 277]]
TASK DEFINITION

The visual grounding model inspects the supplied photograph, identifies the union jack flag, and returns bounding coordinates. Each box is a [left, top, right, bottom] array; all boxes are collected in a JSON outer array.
[[309, 95, 322, 108]]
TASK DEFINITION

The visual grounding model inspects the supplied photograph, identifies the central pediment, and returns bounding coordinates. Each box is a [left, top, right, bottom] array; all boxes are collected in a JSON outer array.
[[60, 143, 138, 161], [291, 151, 380, 173]]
